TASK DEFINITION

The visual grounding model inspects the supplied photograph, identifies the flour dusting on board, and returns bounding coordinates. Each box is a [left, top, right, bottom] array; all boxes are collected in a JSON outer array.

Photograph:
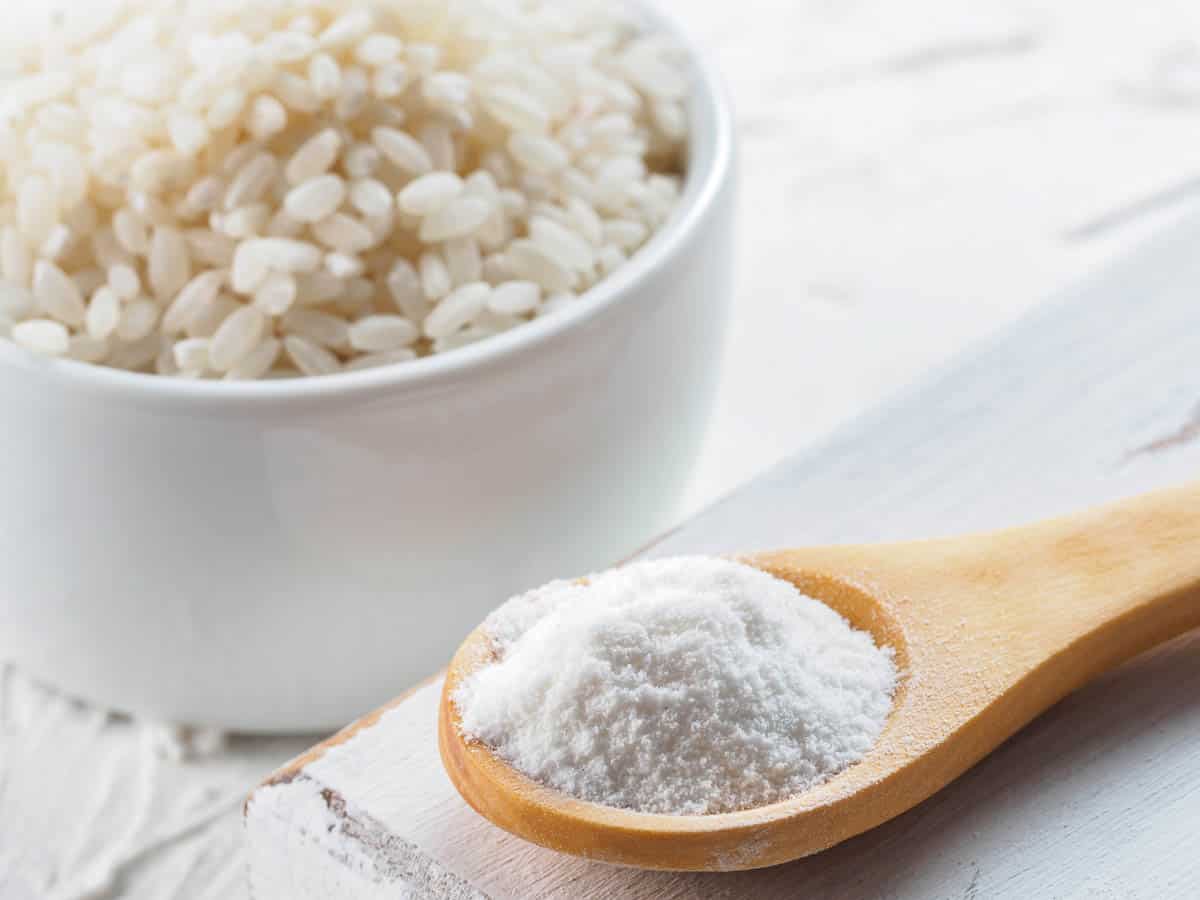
[[454, 557, 898, 815]]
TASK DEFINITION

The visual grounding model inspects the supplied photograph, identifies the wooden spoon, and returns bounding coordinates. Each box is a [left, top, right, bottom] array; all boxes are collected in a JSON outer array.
[[438, 481, 1200, 872]]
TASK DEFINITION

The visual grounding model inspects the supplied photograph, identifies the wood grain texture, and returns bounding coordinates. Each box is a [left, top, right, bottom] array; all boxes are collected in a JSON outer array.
[[436, 484, 1200, 871], [247, 214, 1200, 897]]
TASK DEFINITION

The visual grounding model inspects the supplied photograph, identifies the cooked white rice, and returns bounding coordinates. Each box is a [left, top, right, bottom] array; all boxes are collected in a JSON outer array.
[[0, 0, 687, 379]]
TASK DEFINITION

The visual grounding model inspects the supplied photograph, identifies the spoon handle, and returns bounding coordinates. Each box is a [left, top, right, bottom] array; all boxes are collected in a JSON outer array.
[[753, 480, 1200, 708], [989, 479, 1200, 683], [823, 479, 1200, 692]]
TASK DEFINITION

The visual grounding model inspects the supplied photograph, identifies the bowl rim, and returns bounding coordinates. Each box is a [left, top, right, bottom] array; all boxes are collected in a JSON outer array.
[[0, 3, 734, 407]]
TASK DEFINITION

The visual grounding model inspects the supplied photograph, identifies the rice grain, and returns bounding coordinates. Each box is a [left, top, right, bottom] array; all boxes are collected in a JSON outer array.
[[148, 227, 192, 301], [173, 337, 211, 372], [372, 127, 434, 176], [163, 270, 226, 335], [284, 334, 340, 376], [312, 214, 375, 254], [0, 0, 686, 378], [398, 173, 465, 217], [225, 336, 282, 380], [418, 196, 491, 242], [1, 228, 33, 289], [12, 319, 70, 356], [285, 175, 348, 223], [33, 261, 87, 327], [86, 287, 122, 340], [253, 272, 299, 316], [209, 305, 267, 371], [486, 280, 541, 316], [282, 308, 350, 349], [116, 298, 161, 342], [424, 281, 490, 339], [286, 129, 343, 185], [348, 314, 419, 352]]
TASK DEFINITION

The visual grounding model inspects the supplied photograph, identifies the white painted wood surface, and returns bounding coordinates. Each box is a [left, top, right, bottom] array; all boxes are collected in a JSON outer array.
[[243, 215, 1200, 898], [6, 0, 1200, 895]]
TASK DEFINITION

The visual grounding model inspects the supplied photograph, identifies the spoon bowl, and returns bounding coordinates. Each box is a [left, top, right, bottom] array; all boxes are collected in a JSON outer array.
[[439, 482, 1200, 871]]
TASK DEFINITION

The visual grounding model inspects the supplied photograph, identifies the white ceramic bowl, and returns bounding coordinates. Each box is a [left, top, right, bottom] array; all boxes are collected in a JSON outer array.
[[0, 11, 735, 732]]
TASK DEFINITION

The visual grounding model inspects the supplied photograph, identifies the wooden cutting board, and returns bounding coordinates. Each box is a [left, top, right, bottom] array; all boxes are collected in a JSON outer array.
[[245, 215, 1200, 899]]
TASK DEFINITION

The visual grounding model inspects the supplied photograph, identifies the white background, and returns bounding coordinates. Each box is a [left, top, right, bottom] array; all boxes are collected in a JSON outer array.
[[5, 0, 1200, 895]]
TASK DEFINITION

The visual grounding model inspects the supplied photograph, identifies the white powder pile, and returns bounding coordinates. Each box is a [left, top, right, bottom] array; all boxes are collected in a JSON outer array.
[[454, 556, 899, 816]]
